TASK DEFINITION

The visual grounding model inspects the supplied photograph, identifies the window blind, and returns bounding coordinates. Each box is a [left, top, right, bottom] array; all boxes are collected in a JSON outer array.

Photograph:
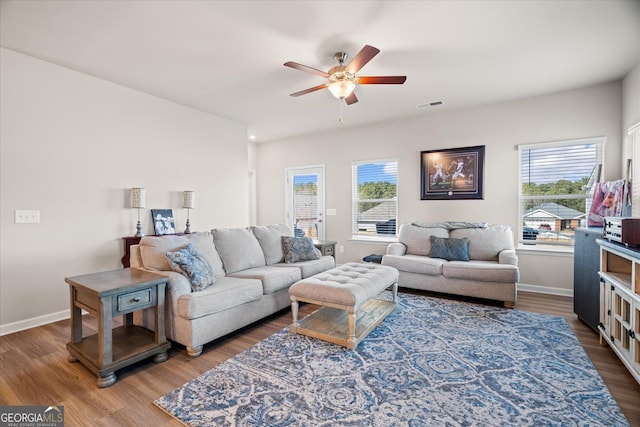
[[518, 137, 605, 246], [351, 159, 398, 238]]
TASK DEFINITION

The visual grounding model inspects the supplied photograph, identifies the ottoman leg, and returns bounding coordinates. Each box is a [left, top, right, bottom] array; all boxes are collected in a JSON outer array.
[[391, 282, 398, 302], [347, 308, 356, 350], [291, 299, 299, 334]]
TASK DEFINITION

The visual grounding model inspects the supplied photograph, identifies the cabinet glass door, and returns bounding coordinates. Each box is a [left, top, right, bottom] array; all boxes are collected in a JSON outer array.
[[612, 286, 633, 359], [634, 304, 639, 371], [600, 281, 611, 335]]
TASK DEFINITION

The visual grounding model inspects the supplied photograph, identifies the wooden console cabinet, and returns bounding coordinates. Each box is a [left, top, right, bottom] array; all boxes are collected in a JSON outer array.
[[122, 235, 337, 267], [121, 234, 187, 267], [597, 239, 640, 384]]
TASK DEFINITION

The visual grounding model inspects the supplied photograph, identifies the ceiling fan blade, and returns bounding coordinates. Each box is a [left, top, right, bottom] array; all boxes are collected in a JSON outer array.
[[358, 76, 407, 85], [345, 92, 358, 105], [345, 45, 380, 73], [289, 83, 328, 97], [284, 61, 330, 78]]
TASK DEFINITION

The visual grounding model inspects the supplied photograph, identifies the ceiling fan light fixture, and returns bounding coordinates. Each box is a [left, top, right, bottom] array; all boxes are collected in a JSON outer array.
[[328, 80, 356, 99]]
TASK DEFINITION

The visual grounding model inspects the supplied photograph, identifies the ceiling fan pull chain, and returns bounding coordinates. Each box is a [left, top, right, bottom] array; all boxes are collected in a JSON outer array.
[[338, 98, 345, 125]]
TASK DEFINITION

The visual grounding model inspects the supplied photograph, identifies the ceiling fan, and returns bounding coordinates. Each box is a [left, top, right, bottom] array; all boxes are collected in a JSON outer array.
[[284, 45, 406, 105]]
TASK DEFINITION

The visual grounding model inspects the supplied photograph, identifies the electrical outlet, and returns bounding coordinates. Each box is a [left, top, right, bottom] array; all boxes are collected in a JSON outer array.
[[15, 210, 40, 224], [339, 245, 344, 253]]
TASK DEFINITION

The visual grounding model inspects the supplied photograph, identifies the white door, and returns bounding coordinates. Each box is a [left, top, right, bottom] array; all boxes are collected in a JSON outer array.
[[286, 165, 325, 240]]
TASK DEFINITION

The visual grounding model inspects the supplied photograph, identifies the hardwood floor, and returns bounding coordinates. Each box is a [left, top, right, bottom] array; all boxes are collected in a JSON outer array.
[[1, 291, 638, 426]]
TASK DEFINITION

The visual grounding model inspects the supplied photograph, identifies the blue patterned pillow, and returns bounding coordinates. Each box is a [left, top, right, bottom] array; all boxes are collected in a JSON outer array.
[[281, 236, 321, 263], [429, 236, 470, 261], [165, 244, 215, 291]]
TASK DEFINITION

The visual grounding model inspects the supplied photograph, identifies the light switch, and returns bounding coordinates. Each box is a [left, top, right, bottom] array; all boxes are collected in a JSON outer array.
[[15, 210, 40, 224], [326, 209, 337, 216]]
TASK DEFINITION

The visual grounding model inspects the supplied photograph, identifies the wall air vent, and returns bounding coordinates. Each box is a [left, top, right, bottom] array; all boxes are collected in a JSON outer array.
[[416, 101, 443, 109]]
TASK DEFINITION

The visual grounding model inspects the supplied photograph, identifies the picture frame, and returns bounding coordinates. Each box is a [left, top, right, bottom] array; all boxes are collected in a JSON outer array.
[[420, 145, 485, 200], [151, 209, 176, 235]]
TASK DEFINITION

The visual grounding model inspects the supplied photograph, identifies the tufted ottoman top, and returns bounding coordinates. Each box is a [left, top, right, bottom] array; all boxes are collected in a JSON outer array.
[[289, 262, 399, 309]]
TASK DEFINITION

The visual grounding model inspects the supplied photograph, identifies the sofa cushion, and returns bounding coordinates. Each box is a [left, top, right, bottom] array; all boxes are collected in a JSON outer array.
[[176, 276, 263, 320], [382, 254, 445, 276], [443, 260, 520, 283], [183, 231, 226, 278], [273, 256, 336, 278], [139, 235, 190, 271], [429, 236, 470, 261], [251, 224, 293, 265], [450, 225, 514, 261], [212, 227, 266, 274], [397, 223, 450, 256], [282, 236, 321, 263], [165, 244, 215, 292], [230, 266, 301, 294]]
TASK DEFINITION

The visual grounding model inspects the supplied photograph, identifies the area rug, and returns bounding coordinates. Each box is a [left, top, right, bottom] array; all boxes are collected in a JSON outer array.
[[155, 293, 628, 426]]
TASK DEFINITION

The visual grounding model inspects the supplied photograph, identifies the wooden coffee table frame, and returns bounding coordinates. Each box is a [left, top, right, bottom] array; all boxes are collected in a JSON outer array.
[[290, 283, 397, 350]]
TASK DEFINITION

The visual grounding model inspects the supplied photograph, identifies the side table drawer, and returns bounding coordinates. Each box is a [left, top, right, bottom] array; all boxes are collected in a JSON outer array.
[[322, 245, 334, 256], [117, 288, 153, 313]]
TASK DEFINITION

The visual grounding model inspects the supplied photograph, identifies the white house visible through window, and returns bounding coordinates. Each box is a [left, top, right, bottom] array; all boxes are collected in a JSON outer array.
[[518, 137, 605, 247], [352, 159, 398, 240]]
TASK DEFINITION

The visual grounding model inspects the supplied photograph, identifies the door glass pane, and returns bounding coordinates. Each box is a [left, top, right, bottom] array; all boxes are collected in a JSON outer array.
[[292, 174, 318, 238]]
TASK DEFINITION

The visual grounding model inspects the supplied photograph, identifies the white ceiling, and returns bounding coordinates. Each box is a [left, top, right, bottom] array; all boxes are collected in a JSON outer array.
[[1, 0, 639, 142]]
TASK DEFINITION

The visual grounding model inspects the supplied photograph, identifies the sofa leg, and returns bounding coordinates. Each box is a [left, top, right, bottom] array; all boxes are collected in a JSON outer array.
[[186, 345, 203, 357], [503, 301, 515, 309]]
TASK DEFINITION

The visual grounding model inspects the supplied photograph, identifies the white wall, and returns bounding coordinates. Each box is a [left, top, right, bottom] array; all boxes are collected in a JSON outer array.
[[256, 82, 623, 294], [622, 63, 640, 163], [0, 48, 248, 332]]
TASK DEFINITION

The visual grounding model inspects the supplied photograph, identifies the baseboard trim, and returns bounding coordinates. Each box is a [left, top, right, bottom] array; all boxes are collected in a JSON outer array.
[[518, 283, 573, 298], [0, 284, 572, 336], [0, 309, 70, 336]]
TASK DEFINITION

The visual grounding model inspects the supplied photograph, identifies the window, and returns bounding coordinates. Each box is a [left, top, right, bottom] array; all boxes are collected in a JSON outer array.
[[518, 137, 605, 247], [352, 159, 398, 240]]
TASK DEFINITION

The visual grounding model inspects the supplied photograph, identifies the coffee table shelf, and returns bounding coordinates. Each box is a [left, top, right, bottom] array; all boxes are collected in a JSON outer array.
[[293, 298, 396, 349]]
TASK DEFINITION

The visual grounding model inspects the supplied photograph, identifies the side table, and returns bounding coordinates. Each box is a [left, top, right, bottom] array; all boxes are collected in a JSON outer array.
[[66, 269, 171, 387], [313, 240, 337, 258]]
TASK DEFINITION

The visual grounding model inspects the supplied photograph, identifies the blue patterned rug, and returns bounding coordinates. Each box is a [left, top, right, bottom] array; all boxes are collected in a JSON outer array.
[[154, 293, 628, 426]]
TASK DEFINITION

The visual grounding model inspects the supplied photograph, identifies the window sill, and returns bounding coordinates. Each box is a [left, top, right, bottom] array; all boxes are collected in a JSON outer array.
[[516, 244, 574, 257], [349, 235, 397, 244]]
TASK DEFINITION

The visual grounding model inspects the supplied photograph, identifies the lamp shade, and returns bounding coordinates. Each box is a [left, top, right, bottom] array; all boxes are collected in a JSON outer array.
[[183, 191, 195, 209], [328, 80, 356, 99], [131, 188, 146, 209]]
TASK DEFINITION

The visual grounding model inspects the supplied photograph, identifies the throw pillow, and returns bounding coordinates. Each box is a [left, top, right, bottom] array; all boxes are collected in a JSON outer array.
[[282, 236, 321, 263], [165, 244, 216, 292], [429, 236, 470, 261]]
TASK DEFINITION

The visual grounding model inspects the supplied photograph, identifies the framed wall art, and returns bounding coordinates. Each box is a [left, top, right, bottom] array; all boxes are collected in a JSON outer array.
[[420, 145, 485, 200], [151, 209, 176, 235]]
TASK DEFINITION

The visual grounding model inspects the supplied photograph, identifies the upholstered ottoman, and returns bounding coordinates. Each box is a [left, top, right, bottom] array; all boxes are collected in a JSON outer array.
[[289, 262, 399, 349]]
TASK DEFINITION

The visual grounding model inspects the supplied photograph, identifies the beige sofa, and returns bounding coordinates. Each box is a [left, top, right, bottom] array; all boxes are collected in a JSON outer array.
[[381, 222, 519, 307], [130, 224, 335, 356]]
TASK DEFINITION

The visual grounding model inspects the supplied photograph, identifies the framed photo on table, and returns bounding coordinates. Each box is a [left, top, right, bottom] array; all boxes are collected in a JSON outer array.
[[151, 209, 176, 235], [420, 145, 485, 200]]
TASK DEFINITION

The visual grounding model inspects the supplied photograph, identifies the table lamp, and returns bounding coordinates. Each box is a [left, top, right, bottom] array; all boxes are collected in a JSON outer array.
[[131, 187, 146, 237], [183, 190, 195, 234]]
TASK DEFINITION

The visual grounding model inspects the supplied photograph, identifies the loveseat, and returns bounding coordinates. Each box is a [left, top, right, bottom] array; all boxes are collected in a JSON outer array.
[[381, 222, 519, 307], [130, 224, 335, 356]]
